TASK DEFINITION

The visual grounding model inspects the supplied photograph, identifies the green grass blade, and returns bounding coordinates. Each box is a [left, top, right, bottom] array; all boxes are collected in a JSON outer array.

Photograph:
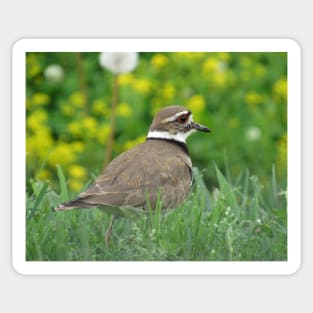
[[55, 214, 68, 260], [214, 164, 240, 218], [271, 165, 278, 209], [56, 164, 69, 202], [223, 149, 232, 184], [192, 166, 212, 210], [27, 181, 49, 220]]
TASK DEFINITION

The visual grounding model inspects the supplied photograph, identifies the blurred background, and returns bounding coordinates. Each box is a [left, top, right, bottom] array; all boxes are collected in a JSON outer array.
[[26, 52, 287, 196]]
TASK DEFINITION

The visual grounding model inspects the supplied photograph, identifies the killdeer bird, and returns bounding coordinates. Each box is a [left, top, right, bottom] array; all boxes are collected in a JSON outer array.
[[54, 105, 210, 245]]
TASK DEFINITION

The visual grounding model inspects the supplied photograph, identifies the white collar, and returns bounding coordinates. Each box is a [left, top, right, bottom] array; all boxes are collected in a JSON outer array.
[[147, 129, 195, 143]]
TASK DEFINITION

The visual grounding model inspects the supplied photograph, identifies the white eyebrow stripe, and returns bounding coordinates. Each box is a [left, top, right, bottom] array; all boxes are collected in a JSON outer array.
[[162, 110, 190, 122]]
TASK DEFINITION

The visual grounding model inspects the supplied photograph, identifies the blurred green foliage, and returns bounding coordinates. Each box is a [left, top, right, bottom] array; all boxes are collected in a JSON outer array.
[[26, 52, 287, 195]]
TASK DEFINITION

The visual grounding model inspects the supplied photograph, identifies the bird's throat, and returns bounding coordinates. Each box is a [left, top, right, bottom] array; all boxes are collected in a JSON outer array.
[[146, 129, 195, 143]]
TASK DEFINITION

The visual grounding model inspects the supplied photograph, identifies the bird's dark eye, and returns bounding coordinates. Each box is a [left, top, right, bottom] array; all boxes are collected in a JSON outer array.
[[177, 114, 188, 124]]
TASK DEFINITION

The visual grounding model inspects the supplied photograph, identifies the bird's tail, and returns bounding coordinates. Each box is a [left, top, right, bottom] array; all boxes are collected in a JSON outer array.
[[53, 198, 93, 211], [53, 203, 77, 211]]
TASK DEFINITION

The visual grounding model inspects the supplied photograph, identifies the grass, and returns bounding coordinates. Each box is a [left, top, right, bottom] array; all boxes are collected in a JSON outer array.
[[26, 165, 287, 261]]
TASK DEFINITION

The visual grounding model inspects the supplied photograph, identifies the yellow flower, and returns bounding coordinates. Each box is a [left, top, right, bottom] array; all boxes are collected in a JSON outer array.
[[254, 64, 266, 77], [212, 72, 227, 87], [217, 52, 231, 62], [273, 78, 287, 100], [28, 63, 41, 78], [97, 124, 110, 145], [240, 56, 252, 68], [68, 121, 82, 137], [61, 103, 75, 116], [92, 99, 108, 116], [124, 135, 146, 150], [68, 117, 98, 139], [37, 169, 51, 180], [203, 56, 228, 87], [83, 116, 97, 128], [278, 133, 287, 157], [119, 73, 135, 86], [161, 83, 176, 101], [27, 109, 48, 131], [48, 142, 76, 166], [82, 116, 98, 138], [186, 95, 206, 114], [26, 53, 42, 78], [132, 78, 152, 94], [27, 129, 54, 162], [245, 92, 264, 106], [68, 179, 84, 192], [68, 165, 86, 179], [117, 102, 132, 117], [177, 52, 206, 60], [150, 98, 162, 115], [203, 57, 219, 73], [71, 141, 84, 153], [31, 92, 50, 107], [69, 91, 86, 108], [151, 54, 168, 68]]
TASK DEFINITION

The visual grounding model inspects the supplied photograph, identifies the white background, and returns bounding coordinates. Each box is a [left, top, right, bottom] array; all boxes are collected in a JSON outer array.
[[1, 1, 311, 312]]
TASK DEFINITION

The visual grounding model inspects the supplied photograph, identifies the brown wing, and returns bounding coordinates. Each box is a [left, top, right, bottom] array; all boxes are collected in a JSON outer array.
[[74, 140, 192, 210]]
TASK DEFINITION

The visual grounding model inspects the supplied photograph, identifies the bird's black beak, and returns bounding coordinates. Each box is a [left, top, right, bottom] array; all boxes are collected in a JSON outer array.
[[191, 121, 211, 132]]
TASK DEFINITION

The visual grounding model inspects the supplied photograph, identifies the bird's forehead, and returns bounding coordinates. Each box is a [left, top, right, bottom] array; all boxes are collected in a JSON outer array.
[[163, 110, 191, 122], [154, 106, 191, 122]]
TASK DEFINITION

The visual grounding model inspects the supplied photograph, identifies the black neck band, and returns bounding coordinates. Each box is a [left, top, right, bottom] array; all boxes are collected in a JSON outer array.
[[146, 137, 190, 156]]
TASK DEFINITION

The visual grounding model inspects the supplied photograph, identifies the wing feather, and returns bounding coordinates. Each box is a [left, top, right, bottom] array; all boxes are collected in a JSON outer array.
[[68, 140, 192, 211]]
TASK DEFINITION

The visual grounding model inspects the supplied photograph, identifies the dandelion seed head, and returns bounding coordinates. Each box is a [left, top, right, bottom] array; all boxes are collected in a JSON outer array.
[[99, 52, 138, 74], [245, 126, 262, 141], [44, 64, 64, 83]]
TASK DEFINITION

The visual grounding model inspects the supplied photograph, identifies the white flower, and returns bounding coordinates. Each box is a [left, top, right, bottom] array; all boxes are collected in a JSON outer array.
[[44, 64, 64, 83], [99, 52, 138, 74], [245, 126, 262, 141]]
